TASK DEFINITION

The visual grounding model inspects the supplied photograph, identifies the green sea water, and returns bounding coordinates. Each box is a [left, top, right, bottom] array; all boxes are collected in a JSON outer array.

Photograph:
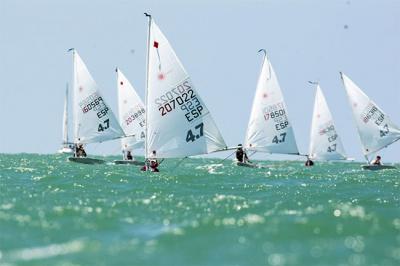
[[0, 153, 399, 266]]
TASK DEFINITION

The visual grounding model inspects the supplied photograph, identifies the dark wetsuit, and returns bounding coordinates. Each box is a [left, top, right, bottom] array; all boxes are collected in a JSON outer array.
[[141, 160, 159, 172], [75, 146, 87, 158], [236, 149, 248, 163], [305, 159, 314, 166]]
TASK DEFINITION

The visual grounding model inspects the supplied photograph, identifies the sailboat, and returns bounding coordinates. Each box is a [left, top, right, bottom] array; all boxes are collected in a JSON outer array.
[[143, 14, 227, 170], [308, 83, 347, 161], [68, 49, 126, 164], [58, 83, 74, 154], [340, 72, 400, 170], [243, 50, 301, 166], [114, 68, 146, 165]]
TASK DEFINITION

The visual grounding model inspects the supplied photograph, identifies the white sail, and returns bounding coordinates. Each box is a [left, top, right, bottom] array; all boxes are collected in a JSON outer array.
[[62, 84, 69, 145], [244, 52, 299, 155], [58, 83, 74, 154], [146, 19, 227, 158], [341, 73, 400, 158], [308, 85, 347, 160], [72, 50, 125, 144], [116, 68, 145, 151]]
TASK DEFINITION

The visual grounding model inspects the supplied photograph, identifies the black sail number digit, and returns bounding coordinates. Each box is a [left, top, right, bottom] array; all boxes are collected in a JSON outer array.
[[98, 119, 110, 132], [380, 124, 389, 137], [272, 132, 286, 144], [186, 122, 204, 142]]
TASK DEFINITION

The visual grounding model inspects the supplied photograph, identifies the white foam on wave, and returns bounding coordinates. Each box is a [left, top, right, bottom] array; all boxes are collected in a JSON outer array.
[[6, 240, 84, 261], [195, 163, 224, 174]]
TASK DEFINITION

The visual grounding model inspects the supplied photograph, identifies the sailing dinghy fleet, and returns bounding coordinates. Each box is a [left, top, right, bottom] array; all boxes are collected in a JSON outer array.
[[58, 14, 399, 170]]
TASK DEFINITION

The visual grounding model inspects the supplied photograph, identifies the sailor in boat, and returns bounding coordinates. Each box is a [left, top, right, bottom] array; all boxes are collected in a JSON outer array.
[[236, 144, 250, 164], [122, 149, 133, 161], [305, 156, 314, 167], [141, 150, 160, 172], [126, 151, 133, 161], [75, 144, 87, 158], [371, 155, 382, 166]]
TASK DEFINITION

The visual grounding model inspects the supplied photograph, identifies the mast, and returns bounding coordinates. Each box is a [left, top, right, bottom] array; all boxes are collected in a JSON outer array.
[[144, 13, 151, 165], [307, 81, 318, 159], [67, 48, 76, 146], [258, 49, 268, 77], [63, 83, 69, 145]]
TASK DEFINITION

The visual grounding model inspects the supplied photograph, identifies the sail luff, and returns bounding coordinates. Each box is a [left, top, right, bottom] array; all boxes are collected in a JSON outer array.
[[145, 13, 152, 162], [72, 50, 79, 142]]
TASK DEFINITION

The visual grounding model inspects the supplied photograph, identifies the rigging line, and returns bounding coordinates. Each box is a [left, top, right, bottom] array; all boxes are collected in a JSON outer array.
[[217, 151, 236, 164], [172, 157, 187, 171]]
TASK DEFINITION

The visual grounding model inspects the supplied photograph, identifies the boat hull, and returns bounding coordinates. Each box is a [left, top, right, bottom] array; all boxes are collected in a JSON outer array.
[[68, 157, 106, 165], [236, 161, 268, 169], [58, 147, 74, 154], [362, 165, 396, 171], [114, 160, 144, 166]]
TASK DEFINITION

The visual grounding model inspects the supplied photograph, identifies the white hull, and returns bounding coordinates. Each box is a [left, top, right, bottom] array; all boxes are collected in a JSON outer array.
[[58, 147, 74, 154]]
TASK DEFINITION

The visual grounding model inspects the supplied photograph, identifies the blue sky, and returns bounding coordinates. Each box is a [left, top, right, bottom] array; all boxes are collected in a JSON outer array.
[[0, 0, 399, 162]]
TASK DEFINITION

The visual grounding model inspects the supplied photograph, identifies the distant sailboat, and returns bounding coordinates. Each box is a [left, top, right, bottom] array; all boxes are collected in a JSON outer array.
[[243, 50, 300, 165], [143, 14, 227, 170], [308, 84, 347, 161], [114, 68, 146, 165], [58, 83, 74, 154], [340, 72, 400, 170], [68, 49, 125, 164]]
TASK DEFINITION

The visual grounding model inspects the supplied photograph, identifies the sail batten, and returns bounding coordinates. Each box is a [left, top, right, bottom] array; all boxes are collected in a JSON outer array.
[[72, 50, 124, 144], [244, 53, 299, 155], [341, 73, 400, 158], [145, 19, 227, 158], [308, 85, 347, 161]]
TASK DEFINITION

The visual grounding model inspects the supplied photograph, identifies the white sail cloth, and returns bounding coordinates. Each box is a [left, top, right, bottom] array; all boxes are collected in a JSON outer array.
[[146, 19, 227, 158], [116, 68, 145, 151], [308, 85, 347, 160], [341, 73, 400, 157], [62, 84, 69, 145], [72, 50, 124, 144], [244, 53, 299, 155]]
